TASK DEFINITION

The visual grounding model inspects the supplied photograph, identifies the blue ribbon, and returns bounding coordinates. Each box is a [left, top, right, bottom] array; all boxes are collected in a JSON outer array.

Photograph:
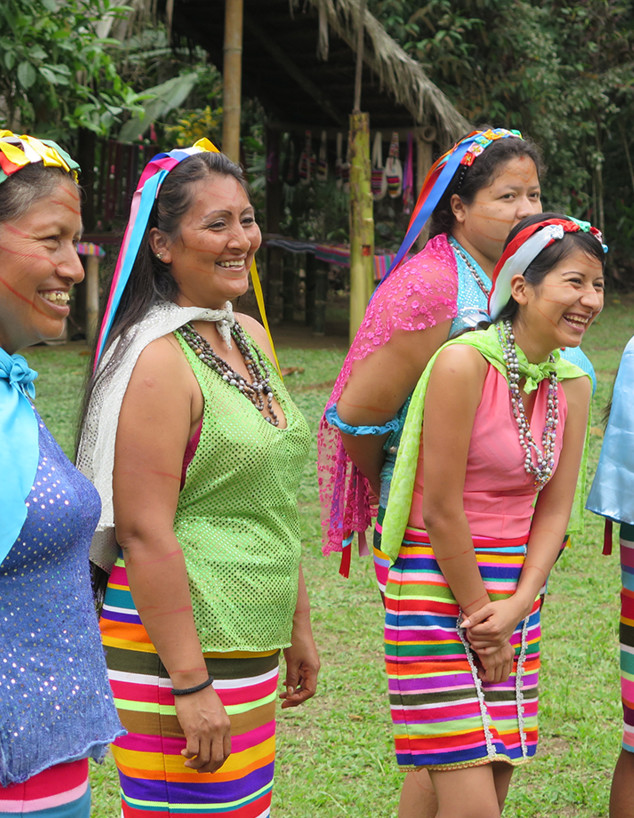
[[0, 349, 39, 565], [95, 169, 168, 365], [371, 140, 472, 298]]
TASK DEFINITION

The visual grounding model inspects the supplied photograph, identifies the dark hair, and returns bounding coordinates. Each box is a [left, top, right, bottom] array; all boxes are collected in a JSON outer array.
[[0, 164, 79, 223], [497, 211, 607, 322], [429, 128, 544, 238], [77, 150, 250, 458], [104, 150, 249, 348]]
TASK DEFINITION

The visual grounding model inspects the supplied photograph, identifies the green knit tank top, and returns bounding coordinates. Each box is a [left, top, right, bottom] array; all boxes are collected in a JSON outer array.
[[173, 327, 311, 652]]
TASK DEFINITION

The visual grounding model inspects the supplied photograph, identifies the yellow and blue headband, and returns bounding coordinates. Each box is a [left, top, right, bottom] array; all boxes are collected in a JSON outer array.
[[95, 138, 280, 373]]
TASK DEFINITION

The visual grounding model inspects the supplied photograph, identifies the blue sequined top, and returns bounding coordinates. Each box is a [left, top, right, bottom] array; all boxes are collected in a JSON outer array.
[[0, 412, 123, 786]]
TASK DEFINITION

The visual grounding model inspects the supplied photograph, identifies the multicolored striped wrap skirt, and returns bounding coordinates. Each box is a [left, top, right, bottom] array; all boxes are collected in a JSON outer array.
[[100, 558, 280, 817], [619, 523, 634, 753], [0, 759, 89, 817], [384, 526, 541, 771]]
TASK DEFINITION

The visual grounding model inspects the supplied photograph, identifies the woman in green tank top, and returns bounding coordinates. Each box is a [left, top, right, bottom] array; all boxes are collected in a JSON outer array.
[[78, 142, 319, 818]]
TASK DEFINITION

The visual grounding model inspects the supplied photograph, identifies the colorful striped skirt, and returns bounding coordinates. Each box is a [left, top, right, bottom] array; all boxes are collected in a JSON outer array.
[[619, 523, 634, 753], [100, 558, 279, 817], [384, 527, 541, 771], [0, 759, 90, 817]]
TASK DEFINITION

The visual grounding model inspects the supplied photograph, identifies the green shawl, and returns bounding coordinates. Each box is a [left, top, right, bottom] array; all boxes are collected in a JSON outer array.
[[379, 323, 591, 564]]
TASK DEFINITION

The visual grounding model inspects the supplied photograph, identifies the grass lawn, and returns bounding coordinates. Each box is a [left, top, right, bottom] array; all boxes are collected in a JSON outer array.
[[25, 294, 634, 817]]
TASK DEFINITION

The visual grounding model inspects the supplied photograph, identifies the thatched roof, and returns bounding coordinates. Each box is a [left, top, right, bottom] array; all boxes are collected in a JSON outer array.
[[292, 0, 470, 140], [147, 0, 469, 143]]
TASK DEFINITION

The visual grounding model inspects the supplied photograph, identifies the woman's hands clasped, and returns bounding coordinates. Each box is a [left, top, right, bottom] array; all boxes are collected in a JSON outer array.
[[461, 596, 528, 684], [174, 684, 232, 773]]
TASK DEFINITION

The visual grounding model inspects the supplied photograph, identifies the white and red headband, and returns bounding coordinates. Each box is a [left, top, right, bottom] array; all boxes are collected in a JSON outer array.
[[488, 216, 607, 320]]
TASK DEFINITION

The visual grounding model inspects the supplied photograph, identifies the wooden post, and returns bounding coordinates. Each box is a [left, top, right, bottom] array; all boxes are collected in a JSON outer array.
[[348, 0, 374, 343], [313, 262, 328, 336], [348, 112, 374, 343], [222, 0, 243, 162], [85, 255, 100, 345], [415, 125, 436, 249], [305, 253, 316, 327]]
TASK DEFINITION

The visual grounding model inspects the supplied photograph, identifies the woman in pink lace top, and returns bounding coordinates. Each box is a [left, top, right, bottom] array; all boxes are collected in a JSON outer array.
[[318, 129, 543, 557], [318, 127, 543, 817]]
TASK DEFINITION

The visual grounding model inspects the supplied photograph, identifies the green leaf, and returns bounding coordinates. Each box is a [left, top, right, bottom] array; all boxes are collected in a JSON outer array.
[[17, 60, 36, 89], [29, 46, 48, 61], [118, 72, 199, 143]]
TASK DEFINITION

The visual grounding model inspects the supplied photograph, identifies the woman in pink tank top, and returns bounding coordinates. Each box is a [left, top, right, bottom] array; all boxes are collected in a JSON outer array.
[[380, 213, 606, 817]]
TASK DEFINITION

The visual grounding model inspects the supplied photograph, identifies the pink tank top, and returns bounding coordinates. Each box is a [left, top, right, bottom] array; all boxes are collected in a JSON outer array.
[[409, 364, 568, 539]]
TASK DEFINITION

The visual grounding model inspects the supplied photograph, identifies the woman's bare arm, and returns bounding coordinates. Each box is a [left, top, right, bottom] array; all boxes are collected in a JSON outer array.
[[113, 335, 231, 773], [337, 319, 452, 494]]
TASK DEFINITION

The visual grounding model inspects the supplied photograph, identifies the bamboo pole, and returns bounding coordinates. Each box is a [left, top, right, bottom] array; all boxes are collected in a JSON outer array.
[[222, 0, 243, 162], [348, 113, 374, 343], [84, 255, 100, 345], [348, 0, 374, 343]]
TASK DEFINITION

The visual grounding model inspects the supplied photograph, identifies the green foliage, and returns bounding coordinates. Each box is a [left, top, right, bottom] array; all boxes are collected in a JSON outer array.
[[368, 0, 634, 285], [0, 0, 144, 137]]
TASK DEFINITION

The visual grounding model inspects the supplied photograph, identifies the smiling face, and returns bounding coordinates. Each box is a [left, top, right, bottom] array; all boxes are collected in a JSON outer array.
[[511, 247, 605, 362], [451, 155, 542, 275], [150, 173, 262, 310], [0, 176, 84, 353]]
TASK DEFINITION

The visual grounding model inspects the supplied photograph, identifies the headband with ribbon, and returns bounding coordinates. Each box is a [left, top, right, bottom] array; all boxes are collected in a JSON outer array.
[[488, 216, 607, 321], [94, 138, 280, 374], [0, 129, 79, 184], [374, 128, 523, 293]]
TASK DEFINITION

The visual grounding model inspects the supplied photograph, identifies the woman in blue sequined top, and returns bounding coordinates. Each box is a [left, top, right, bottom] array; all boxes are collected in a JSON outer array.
[[0, 131, 123, 817]]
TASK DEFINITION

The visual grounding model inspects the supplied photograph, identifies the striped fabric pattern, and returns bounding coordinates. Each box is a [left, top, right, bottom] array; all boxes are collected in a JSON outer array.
[[620, 523, 634, 753], [385, 527, 540, 771], [100, 559, 279, 817], [0, 760, 89, 817]]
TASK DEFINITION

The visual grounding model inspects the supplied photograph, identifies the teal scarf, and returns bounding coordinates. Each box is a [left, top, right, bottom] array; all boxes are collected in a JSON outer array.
[[0, 349, 38, 565]]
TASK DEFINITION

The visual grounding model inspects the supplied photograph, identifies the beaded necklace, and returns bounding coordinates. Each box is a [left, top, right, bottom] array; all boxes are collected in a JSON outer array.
[[178, 322, 280, 426], [497, 319, 559, 490], [450, 239, 490, 298]]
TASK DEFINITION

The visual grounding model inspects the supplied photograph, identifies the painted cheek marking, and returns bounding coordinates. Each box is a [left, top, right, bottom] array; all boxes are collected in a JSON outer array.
[[0, 274, 52, 318], [52, 187, 82, 215], [0, 239, 55, 266], [147, 469, 182, 481], [136, 605, 194, 618]]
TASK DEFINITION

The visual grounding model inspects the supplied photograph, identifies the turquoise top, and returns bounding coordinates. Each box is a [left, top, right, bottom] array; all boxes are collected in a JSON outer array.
[[587, 336, 634, 525]]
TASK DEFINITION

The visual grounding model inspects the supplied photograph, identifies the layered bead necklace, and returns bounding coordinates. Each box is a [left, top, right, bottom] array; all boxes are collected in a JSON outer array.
[[178, 321, 280, 426], [497, 319, 559, 490]]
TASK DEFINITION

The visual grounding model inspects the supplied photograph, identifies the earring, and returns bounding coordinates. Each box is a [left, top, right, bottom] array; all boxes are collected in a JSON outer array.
[[156, 252, 164, 261]]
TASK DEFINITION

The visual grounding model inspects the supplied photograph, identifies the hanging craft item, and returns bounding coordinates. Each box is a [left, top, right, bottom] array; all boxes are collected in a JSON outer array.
[[298, 130, 313, 185], [317, 130, 328, 182], [335, 132, 343, 189], [402, 132, 414, 213], [282, 134, 299, 187], [385, 131, 403, 198], [371, 131, 387, 201], [266, 146, 278, 184], [341, 138, 351, 194]]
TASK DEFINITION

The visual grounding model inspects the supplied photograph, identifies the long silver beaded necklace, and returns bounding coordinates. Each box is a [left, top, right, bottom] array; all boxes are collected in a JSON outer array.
[[177, 322, 280, 426], [497, 319, 559, 490], [450, 238, 490, 298]]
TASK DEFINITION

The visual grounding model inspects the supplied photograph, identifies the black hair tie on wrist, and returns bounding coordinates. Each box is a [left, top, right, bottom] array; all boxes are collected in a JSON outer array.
[[171, 675, 214, 696]]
